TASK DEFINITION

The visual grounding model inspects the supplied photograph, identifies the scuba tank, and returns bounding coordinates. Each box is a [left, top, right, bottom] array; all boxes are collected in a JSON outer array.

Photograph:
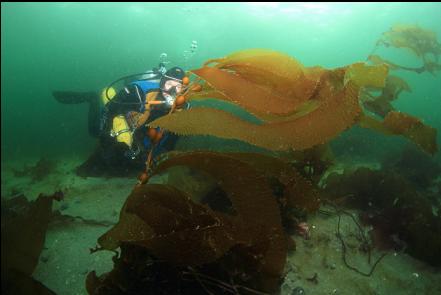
[[110, 115, 133, 147], [104, 62, 167, 102]]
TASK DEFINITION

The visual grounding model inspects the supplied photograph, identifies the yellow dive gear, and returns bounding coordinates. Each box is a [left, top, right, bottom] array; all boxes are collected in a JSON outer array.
[[101, 87, 116, 105], [111, 115, 133, 148]]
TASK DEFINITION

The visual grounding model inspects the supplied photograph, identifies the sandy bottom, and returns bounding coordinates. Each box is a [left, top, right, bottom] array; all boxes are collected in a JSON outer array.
[[1, 156, 440, 295]]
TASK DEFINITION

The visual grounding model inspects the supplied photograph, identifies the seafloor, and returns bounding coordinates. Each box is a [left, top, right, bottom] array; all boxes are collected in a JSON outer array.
[[1, 155, 440, 295]]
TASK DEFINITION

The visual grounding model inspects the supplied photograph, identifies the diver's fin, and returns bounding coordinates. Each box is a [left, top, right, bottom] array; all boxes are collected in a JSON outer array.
[[53, 91, 102, 138], [52, 91, 98, 104], [88, 95, 101, 138]]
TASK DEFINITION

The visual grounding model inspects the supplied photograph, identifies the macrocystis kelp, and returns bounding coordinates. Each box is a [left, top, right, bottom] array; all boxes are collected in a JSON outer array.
[[1, 194, 57, 295], [371, 24, 441, 75], [87, 151, 320, 294], [362, 24, 440, 118], [361, 75, 411, 118], [324, 167, 441, 267], [150, 49, 437, 155]]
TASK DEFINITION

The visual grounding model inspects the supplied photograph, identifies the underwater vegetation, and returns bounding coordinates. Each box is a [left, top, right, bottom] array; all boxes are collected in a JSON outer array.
[[87, 152, 319, 294], [1, 193, 57, 294], [150, 47, 437, 155], [361, 75, 411, 118], [82, 24, 441, 294], [370, 24, 441, 75], [1, 189, 117, 295], [364, 24, 441, 119], [3, 23, 440, 294]]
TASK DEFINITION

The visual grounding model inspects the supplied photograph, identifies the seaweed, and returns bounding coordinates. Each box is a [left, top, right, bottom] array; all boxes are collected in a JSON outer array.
[[358, 111, 438, 155], [362, 75, 411, 117], [1, 193, 59, 294], [323, 167, 441, 267], [283, 144, 334, 185], [372, 24, 441, 75], [151, 49, 437, 154], [88, 151, 321, 293], [155, 151, 320, 214], [153, 48, 437, 155], [150, 70, 364, 151], [87, 244, 272, 295]]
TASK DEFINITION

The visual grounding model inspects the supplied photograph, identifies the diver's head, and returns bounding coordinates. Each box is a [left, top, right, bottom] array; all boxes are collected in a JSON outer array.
[[160, 67, 185, 102]]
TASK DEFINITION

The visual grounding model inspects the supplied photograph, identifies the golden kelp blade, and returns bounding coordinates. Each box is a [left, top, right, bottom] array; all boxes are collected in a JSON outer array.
[[344, 62, 389, 88], [362, 75, 412, 117], [192, 67, 300, 116], [155, 50, 392, 152], [151, 77, 361, 151], [195, 49, 321, 112], [382, 24, 441, 57], [384, 111, 438, 154], [374, 25, 441, 74], [358, 112, 438, 155]]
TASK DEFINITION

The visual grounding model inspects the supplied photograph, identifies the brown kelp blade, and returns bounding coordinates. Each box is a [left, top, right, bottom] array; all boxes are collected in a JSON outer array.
[[151, 70, 363, 151], [193, 49, 322, 116], [98, 184, 236, 266], [362, 74, 411, 117], [191, 66, 301, 116], [358, 112, 438, 155]]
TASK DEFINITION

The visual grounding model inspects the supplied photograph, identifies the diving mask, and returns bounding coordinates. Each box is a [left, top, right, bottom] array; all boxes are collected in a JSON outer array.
[[161, 79, 183, 106]]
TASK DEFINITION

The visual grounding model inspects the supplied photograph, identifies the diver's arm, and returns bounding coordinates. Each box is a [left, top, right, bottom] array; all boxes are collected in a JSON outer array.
[[146, 100, 167, 105]]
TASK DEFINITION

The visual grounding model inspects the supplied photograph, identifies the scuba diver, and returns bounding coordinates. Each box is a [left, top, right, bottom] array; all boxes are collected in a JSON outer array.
[[53, 63, 191, 181]]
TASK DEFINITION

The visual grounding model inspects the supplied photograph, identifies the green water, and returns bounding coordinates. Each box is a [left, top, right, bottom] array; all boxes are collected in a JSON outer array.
[[2, 2, 441, 161], [2, 3, 441, 295]]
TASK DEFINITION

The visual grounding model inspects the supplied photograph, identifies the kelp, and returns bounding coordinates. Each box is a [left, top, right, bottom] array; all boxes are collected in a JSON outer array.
[[216, 152, 320, 213], [191, 66, 302, 117], [358, 111, 438, 155], [197, 49, 321, 117], [151, 152, 287, 281], [151, 48, 436, 163], [380, 24, 441, 59], [373, 24, 441, 75], [1, 193, 57, 294], [151, 70, 366, 151], [1, 195, 53, 277], [90, 151, 322, 293], [362, 75, 411, 117], [368, 54, 427, 74], [344, 62, 388, 89], [283, 144, 334, 185], [98, 184, 237, 266], [383, 111, 438, 154], [93, 151, 322, 293], [151, 49, 401, 153]]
